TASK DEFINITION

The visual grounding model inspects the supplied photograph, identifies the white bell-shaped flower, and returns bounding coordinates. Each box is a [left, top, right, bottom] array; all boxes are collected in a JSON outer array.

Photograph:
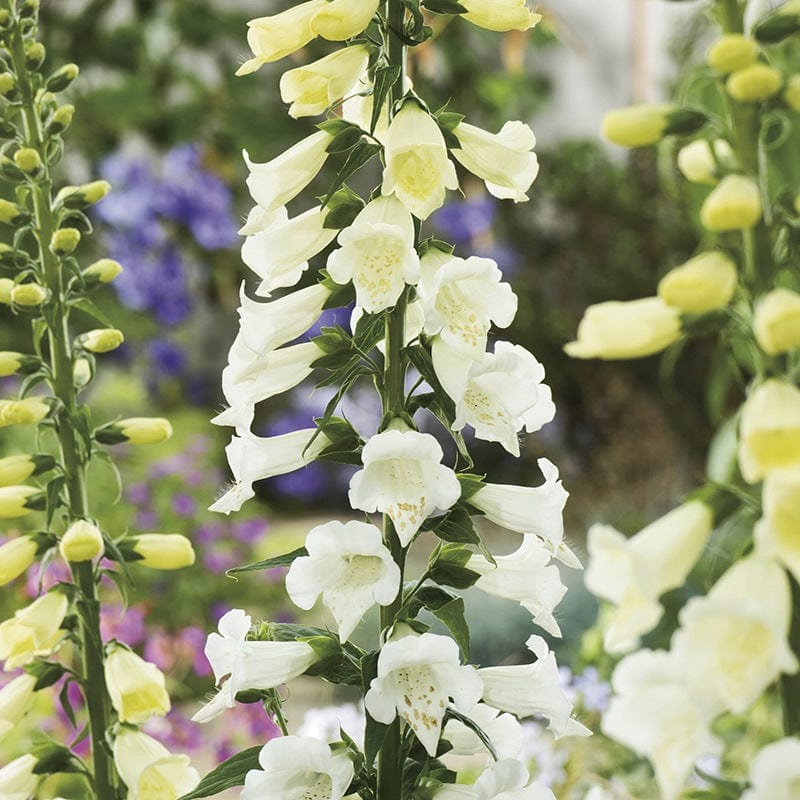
[[459, 0, 541, 32], [742, 737, 800, 800], [310, 0, 381, 41], [244, 131, 332, 211], [754, 467, 800, 582], [381, 101, 459, 220], [433, 339, 555, 456], [419, 255, 517, 360], [468, 537, 567, 636], [286, 519, 401, 642], [327, 195, 420, 313], [210, 428, 329, 514], [478, 635, 589, 739], [348, 428, 461, 546], [0, 754, 38, 800], [365, 631, 483, 756], [238, 203, 288, 236], [0, 590, 68, 669], [442, 702, 524, 760], [452, 121, 539, 202], [0, 673, 37, 741], [242, 735, 354, 800], [435, 759, 556, 800]]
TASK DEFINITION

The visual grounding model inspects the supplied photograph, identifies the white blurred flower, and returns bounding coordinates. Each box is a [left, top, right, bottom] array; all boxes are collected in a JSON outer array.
[[755, 467, 800, 582], [742, 737, 800, 800], [0, 754, 38, 800], [298, 703, 366, 746]]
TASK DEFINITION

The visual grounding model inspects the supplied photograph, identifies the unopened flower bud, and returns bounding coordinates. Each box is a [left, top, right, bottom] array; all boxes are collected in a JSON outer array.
[[50, 227, 81, 255], [0, 453, 55, 486], [73, 357, 92, 389], [0, 352, 40, 377], [726, 63, 783, 102], [700, 174, 761, 231], [78, 328, 124, 354], [59, 520, 104, 562], [0, 537, 38, 585], [753, 287, 800, 355], [0, 72, 17, 100], [13, 148, 43, 176], [754, 0, 800, 43], [0, 397, 52, 427], [0, 279, 13, 305], [25, 42, 46, 69], [658, 251, 738, 313], [784, 74, 800, 111], [676, 139, 735, 185], [0, 10, 10, 29], [56, 180, 111, 209], [19, 0, 40, 18], [96, 417, 173, 445], [104, 645, 170, 724], [602, 104, 706, 148], [47, 104, 74, 134], [128, 534, 195, 570], [10, 282, 48, 307], [0, 485, 45, 518], [0, 199, 30, 225], [82, 258, 122, 285], [706, 34, 759, 73], [45, 63, 79, 93]]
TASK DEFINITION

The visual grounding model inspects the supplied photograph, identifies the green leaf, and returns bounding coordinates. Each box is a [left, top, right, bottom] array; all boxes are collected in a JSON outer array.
[[323, 141, 382, 204], [322, 184, 365, 229], [457, 473, 485, 501], [70, 297, 114, 327], [428, 544, 480, 589], [370, 64, 402, 133], [432, 506, 480, 545], [435, 110, 465, 132], [226, 546, 308, 577], [422, 0, 467, 13], [419, 590, 470, 658], [177, 746, 262, 799], [320, 270, 356, 309], [318, 118, 356, 137], [26, 660, 66, 691], [32, 743, 86, 776], [325, 123, 365, 153]]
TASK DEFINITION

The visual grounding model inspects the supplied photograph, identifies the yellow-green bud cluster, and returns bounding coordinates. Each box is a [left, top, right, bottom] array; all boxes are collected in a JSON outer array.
[[0, 485, 45, 519], [0, 199, 29, 225], [46, 104, 74, 135], [78, 328, 124, 354], [0, 352, 40, 377], [0, 397, 52, 427], [56, 180, 111, 210], [0, 454, 56, 486], [45, 63, 79, 93], [700, 175, 762, 231], [726, 63, 783, 103], [10, 282, 48, 307], [25, 42, 45, 70], [95, 417, 173, 445], [706, 34, 759, 73], [13, 148, 43, 176], [59, 520, 104, 563], [601, 103, 706, 148], [0, 72, 17, 100], [82, 258, 123, 285], [50, 227, 81, 256]]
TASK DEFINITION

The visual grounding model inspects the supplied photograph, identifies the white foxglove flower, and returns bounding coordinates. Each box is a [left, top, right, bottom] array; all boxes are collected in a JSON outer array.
[[433, 339, 555, 456], [381, 101, 459, 220], [310, 0, 381, 40], [0, 673, 37, 740], [242, 736, 354, 800], [754, 467, 800, 582], [442, 702, 524, 760], [459, 0, 542, 32], [237, 283, 329, 354], [0, 754, 38, 800], [467, 458, 568, 548], [435, 759, 555, 800], [280, 45, 369, 118], [104, 645, 170, 724], [327, 195, 420, 313], [468, 538, 567, 636], [244, 131, 331, 211], [671, 554, 798, 715], [452, 121, 539, 202], [210, 428, 329, 514], [242, 205, 338, 297], [193, 609, 317, 723], [213, 339, 320, 431], [113, 729, 200, 800], [742, 737, 800, 800], [0, 591, 68, 669], [349, 429, 461, 546], [420, 255, 517, 360], [365, 631, 483, 756], [286, 519, 401, 642], [238, 203, 288, 236], [584, 500, 713, 654], [478, 635, 590, 739]]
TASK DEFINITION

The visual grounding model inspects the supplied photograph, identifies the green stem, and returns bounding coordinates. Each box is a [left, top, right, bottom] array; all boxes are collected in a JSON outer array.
[[6, 14, 118, 799], [715, 0, 744, 34]]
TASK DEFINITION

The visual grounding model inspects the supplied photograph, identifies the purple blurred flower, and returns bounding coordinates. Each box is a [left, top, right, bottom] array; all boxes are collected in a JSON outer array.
[[149, 338, 187, 378], [231, 518, 268, 546], [127, 482, 151, 506], [100, 605, 146, 646], [573, 667, 611, 712], [172, 493, 197, 518], [136, 510, 160, 530], [432, 196, 496, 243]]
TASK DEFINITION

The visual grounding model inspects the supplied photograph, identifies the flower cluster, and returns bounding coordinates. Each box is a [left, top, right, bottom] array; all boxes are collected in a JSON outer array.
[[192, 1, 586, 798]]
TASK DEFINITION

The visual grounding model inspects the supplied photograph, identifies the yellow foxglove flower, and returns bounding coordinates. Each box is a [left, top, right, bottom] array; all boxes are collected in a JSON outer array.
[[699, 174, 761, 231], [784, 73, 800, 110], [452, 120, 539, 202], [564, 297, 681, 360], [0, 754, 39, 799], [726, 63, 782, 102], [10, 282, 48, 307], [78, 327, 125, 353], [0, 397, 51, 427], [755, 468, 800, 582], [601, 104, 705, 148], [59, 520, 104, 562], [0, 536, 38, 585], [0, 673, 37, 740], [96, 417, 173, 445], [129, 534, 195, 570], [279, 45, 369, 118], [82, 257, 123, 284], [310, 0, 380, 41], [657, 251, 738, 313], [381, 101, 459, 220], [676, 138, 735, 185], [753, 287, 800, 355], [459, 0, 541, 32], [0, 453, 54, 487], [104, 645, 170, 723], [706, 34, 759, 73], [739, 378, 800, 483], [0, 591, 68, 669], [237, 0, 328, 74], [0, 485, 43, 518]]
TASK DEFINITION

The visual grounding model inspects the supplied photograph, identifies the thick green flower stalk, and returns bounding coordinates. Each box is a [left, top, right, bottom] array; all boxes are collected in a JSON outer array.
[[192, 1, 589, 799], [572, 1, 800, 797], [0, 2, 196, 797]]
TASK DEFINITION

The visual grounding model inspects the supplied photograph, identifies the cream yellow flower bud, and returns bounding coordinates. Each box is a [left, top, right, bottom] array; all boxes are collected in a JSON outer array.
[[73, 357, 92, 389], [0, 397, 52, 426], [48, 103, 74, 134], [565, 297, 681, 360], [0, 591, 68, 669], [0, 673, 38, 740], [96, 417, 173, 445], [0, 351, 39, 377], [0, 453, 55, 486], [83, 258, 122, 284], [753, 288, 800, 355], [10, 282, 48, 307], [0, 72, 16, 98], [0, 198, 28, 225], [601, 104, 706, 148], [56, 180, 111, 209], [129, 534, 195, 570], [25, 42, 45, 69], [59, 520, 104, 562], [0, 537, 38, 585], [739, 379, 800, 483], [79, 328, 124, 354], [0, 485, 44, 518], [658, 251, 738, 313], [0, 278, 13, 305], [46, 63, 79, 93], [784, 74, 800, 110], [104, 645, 170, 723], [459, 0, 541, 32], [700, 174, 761, 231], [706, 34, 759, 73], [726, 63, 783, 102], [50, 227, 81, 255], [13, 148, 42, 175], [676, 139, 735, 185]]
